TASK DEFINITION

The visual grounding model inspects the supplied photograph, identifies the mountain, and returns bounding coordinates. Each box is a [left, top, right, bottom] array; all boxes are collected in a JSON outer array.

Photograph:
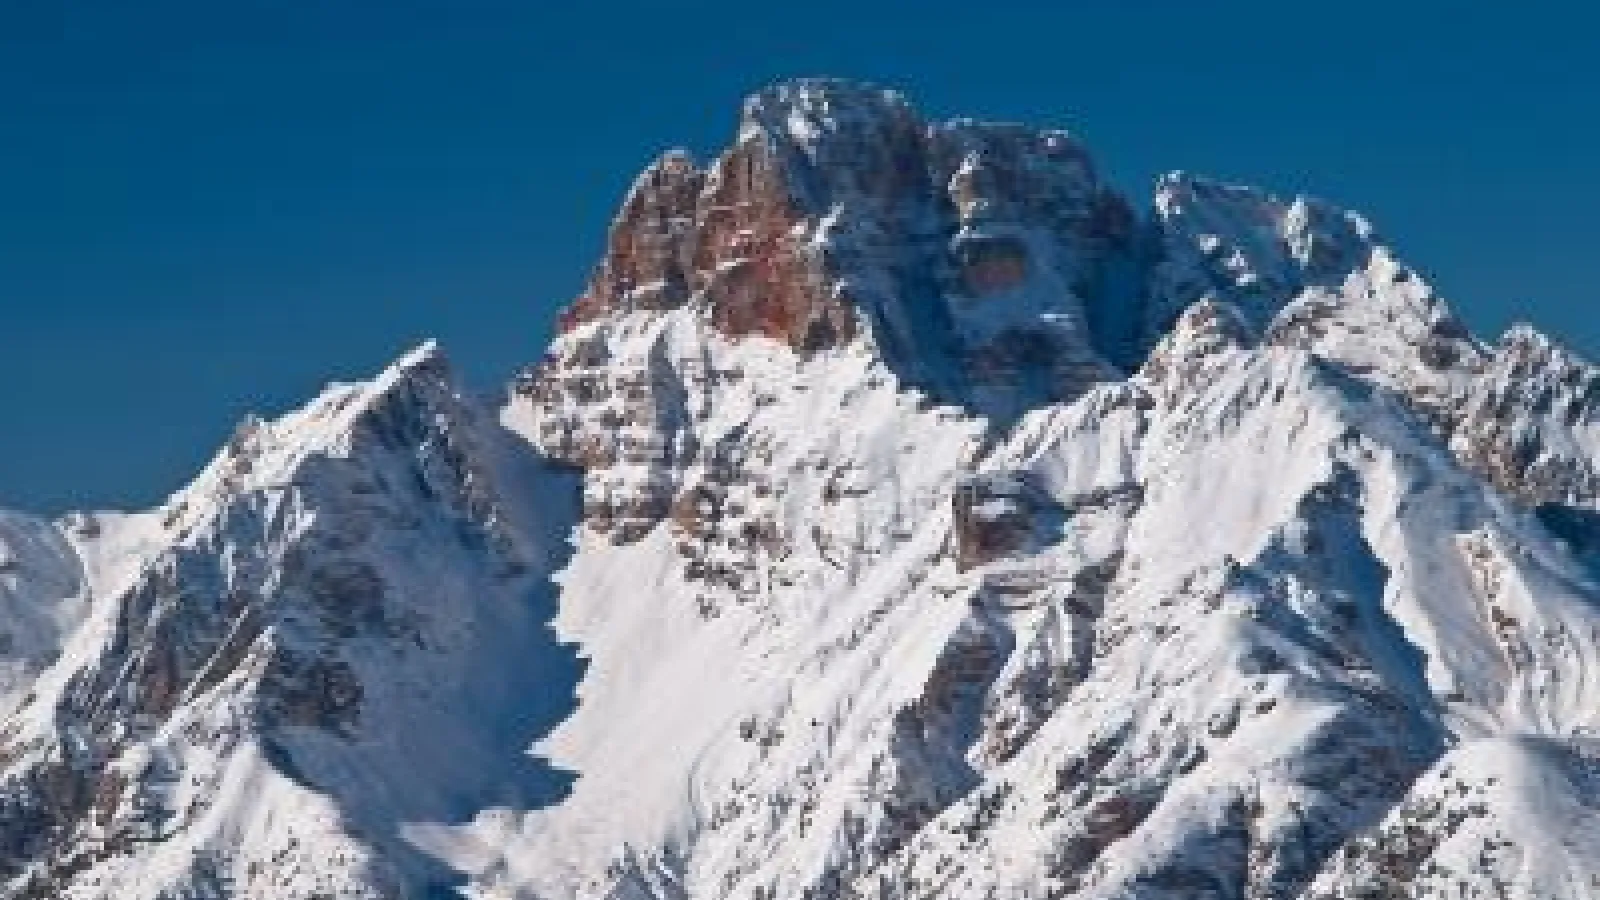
[[3, 78, 1600, 899]]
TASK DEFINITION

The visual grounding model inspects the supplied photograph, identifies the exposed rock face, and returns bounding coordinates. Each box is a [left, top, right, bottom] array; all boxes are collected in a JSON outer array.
[[952, 473, 1064, 572], [1449, 326, 1600, 505], [7, 78, 1600, 900], [570, 149, 706, 321], [532, 80, 1142, 547], [559, 80, 1131, 407]]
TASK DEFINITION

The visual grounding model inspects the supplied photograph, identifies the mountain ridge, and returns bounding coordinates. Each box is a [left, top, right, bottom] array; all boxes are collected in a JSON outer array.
[[2, 78, 1600, 899]]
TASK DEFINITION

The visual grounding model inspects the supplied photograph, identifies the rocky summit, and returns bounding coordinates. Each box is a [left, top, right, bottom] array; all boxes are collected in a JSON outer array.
[[3, 78, 1600, 899]]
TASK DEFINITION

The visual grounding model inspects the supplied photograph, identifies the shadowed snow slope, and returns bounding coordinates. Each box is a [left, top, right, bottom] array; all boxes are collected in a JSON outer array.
[[4, 79, 1600, 900]]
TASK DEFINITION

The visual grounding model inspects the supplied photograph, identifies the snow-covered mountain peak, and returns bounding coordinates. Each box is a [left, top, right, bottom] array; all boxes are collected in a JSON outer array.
[[1492, 321, 1587, 373], [1450, 322, 1600, 506], [561, 77, 1134, 430], [736, 77, 923, 174], [1147, 172, 1385, 335], [563, 79, 1497, 432], [166, 339, 460, 512], [7, 79, 1600, 899]]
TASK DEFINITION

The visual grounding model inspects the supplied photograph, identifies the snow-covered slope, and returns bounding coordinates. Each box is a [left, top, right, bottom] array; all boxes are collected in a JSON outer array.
[[0, 346, 583, 898], [3, 78, 1600, 899], [0, 512, 92, 718]]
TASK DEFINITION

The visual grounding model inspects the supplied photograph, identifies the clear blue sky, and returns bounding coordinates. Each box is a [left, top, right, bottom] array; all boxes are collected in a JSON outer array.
[[1, 0, 1593, 512]]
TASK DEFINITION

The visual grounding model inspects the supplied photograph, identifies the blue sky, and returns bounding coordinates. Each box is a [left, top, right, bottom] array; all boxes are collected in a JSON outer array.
[[1, 0, 1593, 512]]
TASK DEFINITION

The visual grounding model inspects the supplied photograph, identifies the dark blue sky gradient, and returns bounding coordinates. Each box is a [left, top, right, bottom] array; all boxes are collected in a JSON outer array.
[[1, 1, 1594, 511]]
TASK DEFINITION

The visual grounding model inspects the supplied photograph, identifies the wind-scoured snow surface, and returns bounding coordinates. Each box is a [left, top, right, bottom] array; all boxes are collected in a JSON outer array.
[[4, 80, 1600, 899]]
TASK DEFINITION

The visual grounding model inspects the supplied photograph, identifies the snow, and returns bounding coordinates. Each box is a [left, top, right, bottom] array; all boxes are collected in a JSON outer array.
[[4, 78, 1600, 899], [0, 511, 88, 715]]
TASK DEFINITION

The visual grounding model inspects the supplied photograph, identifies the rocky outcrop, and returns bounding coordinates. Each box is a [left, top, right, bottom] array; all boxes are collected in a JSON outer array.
[[1448, 325, 1600, 506], [952, 473, 1063, 571], [555, 80, 1132, 411], [531, 80, 1146, 547]]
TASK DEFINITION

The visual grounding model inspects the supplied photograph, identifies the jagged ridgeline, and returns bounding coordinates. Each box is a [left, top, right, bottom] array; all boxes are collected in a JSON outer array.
[[3, 78, 1600, 899]]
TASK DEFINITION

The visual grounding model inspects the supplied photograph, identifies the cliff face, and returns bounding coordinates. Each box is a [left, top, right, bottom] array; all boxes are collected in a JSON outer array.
[[563, 82, 1133, 404], [4, 79, 1600, 900]]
